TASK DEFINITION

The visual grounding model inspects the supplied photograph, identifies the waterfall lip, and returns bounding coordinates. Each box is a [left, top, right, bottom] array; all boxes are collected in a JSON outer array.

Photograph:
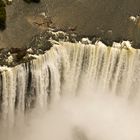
[[112, 41, 134, 50], [0, 29, 137, 68], [95, 41, 107, 48], [1, 36, 140, 129], [0, 65, 11, 72]]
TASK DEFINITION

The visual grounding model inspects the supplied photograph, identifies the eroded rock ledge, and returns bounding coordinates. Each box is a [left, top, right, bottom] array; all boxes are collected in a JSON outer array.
[[0, 28, 135, 67]]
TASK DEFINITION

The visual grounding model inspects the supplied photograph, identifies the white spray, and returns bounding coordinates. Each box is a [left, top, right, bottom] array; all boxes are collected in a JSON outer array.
[[0, 41, 140, 140]]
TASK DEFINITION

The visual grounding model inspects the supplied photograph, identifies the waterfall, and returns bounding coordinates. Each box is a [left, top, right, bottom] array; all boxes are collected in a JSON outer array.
[[0, 41, 140, 125]]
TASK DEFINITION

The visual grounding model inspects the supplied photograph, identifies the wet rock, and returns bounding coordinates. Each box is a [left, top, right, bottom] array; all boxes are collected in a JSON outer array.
[[81, 38, 92, 44], [27, 48, 34, 54], [28, 31, 53, 53], [5, 0, 12, 5], [121, 41, 132, 49], [5, 54, 14, 65], [50, 31, 69, 41]]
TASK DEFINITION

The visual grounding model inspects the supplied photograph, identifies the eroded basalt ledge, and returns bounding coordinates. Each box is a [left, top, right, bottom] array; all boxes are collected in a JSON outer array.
[[0, 28, 136, 68]]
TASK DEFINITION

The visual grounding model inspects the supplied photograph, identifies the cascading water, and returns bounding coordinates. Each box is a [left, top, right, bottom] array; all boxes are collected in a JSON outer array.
[[1, 40, 140, 140]]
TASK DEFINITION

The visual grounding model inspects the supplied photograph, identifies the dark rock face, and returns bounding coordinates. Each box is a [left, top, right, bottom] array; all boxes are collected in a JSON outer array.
[[23, 0, 40, 3], [0, 28, 135, 67], [0, 29, 87, 66], [0, 0, 6, 30], [0, 30, 59, 66]]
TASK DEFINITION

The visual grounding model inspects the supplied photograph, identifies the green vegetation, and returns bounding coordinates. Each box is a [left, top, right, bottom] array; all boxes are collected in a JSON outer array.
[[0, 0, 6, 30], [23, 0, 40, 3]]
